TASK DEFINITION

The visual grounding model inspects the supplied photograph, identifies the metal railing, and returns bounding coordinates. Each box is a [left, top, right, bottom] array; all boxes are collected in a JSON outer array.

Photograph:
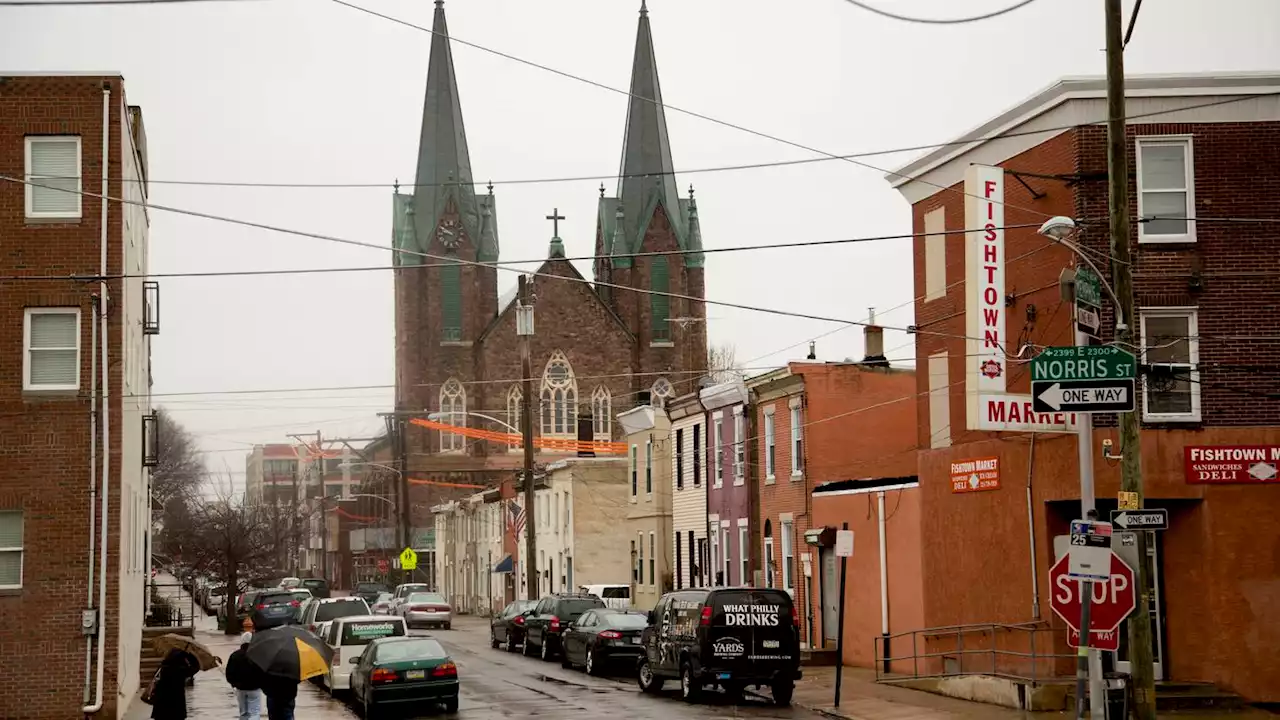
[[147, 582, 196, 628], [874, 621, 1076, 684]]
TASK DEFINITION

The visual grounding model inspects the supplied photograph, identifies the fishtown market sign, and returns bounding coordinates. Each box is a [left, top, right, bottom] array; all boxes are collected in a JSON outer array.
[[1185, 445, 1280, 484], [951, 457, 1000, 493], [963, 164, 1077, 434]]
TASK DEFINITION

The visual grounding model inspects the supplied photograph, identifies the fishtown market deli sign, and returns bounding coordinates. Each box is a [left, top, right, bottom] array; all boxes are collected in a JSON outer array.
[[963, 164, 1077, 434], [951, 457, 1000, 493], [1185, 446, 1280, 484]]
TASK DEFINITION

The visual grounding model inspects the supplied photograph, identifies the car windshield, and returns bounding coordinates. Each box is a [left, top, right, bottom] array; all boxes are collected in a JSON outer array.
[[356, 583, 387, 593], [374, 593, 393, 603], [291, 591, 313, 603], [406, 593, 445, 605], [559, 598, 605, 617], [600, 586, 630, 599], [398, 585, 429, 596], [375, 638, 446, 663], [507, 601, 535, 616], [341, 620, 405, 646], [258, 592, 296, 606], [316, 599, 369, 622], [302, 579, 326, 588], [600, 612, 648, 628]]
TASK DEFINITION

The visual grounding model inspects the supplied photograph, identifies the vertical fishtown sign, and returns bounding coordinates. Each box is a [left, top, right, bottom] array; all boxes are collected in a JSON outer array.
[[963, 164, 1077, 433]]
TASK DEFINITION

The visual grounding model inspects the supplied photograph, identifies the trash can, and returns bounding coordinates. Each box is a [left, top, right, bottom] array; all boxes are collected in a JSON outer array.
[[1103, 671, 1129, 720]]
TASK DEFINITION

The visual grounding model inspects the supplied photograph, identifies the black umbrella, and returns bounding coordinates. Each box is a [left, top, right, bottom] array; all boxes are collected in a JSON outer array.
[[246, 625, 334, 682]]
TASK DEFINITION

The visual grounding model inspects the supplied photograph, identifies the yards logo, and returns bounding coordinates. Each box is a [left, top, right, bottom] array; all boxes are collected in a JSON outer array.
[[711, 637, 745, 657]]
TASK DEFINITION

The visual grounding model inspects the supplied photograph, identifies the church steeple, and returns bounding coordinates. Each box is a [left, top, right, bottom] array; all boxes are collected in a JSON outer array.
[[615, 0, 682, 246], [411, 0, 481, 255]]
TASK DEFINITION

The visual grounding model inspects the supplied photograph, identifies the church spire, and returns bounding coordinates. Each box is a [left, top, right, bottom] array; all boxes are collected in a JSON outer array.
[[615, 0, 681, 245], [412, 0, 480, 252]]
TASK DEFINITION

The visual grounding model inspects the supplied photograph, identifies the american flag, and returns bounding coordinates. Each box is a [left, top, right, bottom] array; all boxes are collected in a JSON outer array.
[[506, 500, 526, 539]]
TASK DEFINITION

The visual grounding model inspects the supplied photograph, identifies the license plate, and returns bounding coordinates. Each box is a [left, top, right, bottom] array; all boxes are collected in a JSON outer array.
[[631, 637, 642, 645], [406, 670, 425, 680], [716, 672, 731, 680]]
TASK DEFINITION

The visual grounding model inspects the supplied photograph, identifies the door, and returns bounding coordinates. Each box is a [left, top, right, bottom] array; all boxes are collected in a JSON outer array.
[[820, 548, 838, 647], [1116, 534, 1165, 680]]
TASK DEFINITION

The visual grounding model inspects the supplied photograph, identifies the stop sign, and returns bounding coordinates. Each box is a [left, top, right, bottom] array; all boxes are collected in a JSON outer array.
[[1049, 551, 1135, 633]]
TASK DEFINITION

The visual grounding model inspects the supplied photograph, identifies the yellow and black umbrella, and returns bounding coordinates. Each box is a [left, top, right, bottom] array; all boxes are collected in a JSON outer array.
[[245, 625, 334, 683]]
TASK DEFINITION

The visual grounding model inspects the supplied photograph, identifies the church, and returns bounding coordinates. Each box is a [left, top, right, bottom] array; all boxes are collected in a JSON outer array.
[[390, 1, 710, 509]]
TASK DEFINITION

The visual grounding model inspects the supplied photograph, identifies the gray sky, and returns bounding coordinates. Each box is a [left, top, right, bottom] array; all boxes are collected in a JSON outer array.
[[3, 0, 1277, 483]]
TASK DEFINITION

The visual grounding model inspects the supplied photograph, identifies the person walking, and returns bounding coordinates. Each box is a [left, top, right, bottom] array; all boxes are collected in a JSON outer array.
[[260, 674, 298, 720], [148, 649, 200, 720], [226, 632, 263, 720]]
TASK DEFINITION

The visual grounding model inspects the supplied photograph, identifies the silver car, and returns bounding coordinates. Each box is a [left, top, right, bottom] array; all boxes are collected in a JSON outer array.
[[397, 592, 452, 630]]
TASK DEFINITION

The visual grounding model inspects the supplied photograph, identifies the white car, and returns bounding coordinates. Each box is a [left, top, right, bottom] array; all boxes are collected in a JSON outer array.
[[298, 596, 370, 637], [580, 584, 631, 610], [396, 592, 453, 630], [321, 615, 408, 695]]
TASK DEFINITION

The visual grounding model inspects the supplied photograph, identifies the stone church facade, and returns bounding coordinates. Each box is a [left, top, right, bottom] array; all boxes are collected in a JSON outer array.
[[391, 2, 709, 519]]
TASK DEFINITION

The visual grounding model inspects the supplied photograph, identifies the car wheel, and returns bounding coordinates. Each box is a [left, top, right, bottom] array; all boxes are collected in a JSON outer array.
[[522, 636, 535, 657], [444, 622, 452, 630], [443, 695, 459, 713], [541, 637, 553, 661], [491, 632, 500, 649], [680, 661, 701, 703], [506, 634, 520, 653], [772, 680, 794, 706], [585, 649, 600, 676], [637, 658, 664, 694]]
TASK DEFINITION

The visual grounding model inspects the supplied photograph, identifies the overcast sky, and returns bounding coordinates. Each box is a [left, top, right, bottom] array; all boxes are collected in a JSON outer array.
[[3, 0, 1277, 483]]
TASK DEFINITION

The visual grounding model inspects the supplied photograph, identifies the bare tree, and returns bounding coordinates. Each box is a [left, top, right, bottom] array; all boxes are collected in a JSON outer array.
[[150, 407, 204, 513], [708, 343, 742, 384]]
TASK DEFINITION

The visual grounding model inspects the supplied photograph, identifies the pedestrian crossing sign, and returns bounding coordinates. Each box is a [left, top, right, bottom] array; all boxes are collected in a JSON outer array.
[[399, 547, 418, 571]]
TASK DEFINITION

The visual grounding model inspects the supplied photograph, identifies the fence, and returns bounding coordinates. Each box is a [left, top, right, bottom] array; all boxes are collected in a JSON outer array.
[[874, 621, 1076, 684], [146, 582, 197, 629]]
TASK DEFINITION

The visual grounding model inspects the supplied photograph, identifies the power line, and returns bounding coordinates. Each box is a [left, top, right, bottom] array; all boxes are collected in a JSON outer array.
[[0, 0, 254, 4], [839, 0, 1042, 25]]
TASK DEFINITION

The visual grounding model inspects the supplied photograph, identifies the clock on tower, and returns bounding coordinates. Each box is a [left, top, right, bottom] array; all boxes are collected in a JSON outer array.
[[436, 218, 463, 249]]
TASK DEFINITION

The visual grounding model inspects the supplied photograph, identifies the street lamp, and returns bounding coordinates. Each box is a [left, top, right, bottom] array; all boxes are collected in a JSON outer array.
[[1036, 216, 1126, 331], [426, 411, 519, 434]]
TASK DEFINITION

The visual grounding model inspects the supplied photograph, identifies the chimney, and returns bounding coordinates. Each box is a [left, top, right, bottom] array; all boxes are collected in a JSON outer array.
[[863, 308, 889, 367], [806, 341, 816, 360]]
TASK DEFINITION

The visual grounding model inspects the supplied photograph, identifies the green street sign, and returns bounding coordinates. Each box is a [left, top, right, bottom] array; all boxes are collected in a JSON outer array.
[[1075, 266, 1103, 308], [1032, 346, 1137, 382]]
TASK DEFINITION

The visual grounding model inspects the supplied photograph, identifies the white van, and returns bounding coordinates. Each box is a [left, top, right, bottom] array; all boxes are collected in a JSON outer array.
[[321, 615, 407, 694], [579, 584, 631, 610]]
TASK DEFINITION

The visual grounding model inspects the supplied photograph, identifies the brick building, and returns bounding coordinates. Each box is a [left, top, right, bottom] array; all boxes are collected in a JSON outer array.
[[889, 72, 1280, 701], [747, 327, 917, 658], [388, 0, 709, 543], [244, 443, 298, 505], [0, 73, 155, 718], [701, 378, 753, 588]]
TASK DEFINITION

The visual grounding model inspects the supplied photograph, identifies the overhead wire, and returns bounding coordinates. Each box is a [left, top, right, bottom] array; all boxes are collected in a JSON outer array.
[[839, 0, 1042, 25]]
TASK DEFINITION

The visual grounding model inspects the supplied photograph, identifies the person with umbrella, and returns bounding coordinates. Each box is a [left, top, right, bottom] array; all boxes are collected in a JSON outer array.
[[245, 625, 334, 720], [147, 649, 201, 720]]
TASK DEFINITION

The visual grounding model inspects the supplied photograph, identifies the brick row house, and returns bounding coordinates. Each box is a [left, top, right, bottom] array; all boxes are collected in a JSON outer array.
[[0, 74, 156, 718], [888, 72, 1280, 702]]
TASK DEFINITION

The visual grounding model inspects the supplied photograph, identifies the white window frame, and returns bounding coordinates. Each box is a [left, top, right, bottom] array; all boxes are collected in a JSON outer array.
[[763, 536, 775, 588], [1136, 136, 1196, 245], [790, 401, 804, 477], [738, 525, 749, 586], [648, 531, 656, 589], [1140, 307, 1201, 423], [25, 136, 83, 220], [781, 520, 795, 594], [23, 308, 81, 392], [732, 407, 745, 485], [630, 445, 638, 499], [0, 510, 23, 590], [709, 528, 719, 586], [645, 438, 653, 497], [637, 531, 645, 585], [722, 527, 732, 585], [713, 418, 724, 488], [763, 407, 776, 482]]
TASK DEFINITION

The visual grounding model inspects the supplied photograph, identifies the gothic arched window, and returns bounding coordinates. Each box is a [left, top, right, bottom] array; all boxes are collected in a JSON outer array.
[[540, 352, 578, 437], [651, 377, 674, 408], [506, 385, 522, 450], [591, 386, 612, 437], [439, 378, 466, 452]]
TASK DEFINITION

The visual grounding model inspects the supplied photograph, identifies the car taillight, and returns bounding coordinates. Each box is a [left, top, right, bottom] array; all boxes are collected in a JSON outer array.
[[290, 600, 301, 607], [699, 606, 712, 626], [513, 616, 525, 626], [370, 668, 397, 684], [256, 604, 266, 610], [598, 630, 622, 639], [550, 617, 560, 632], [431, 662, 457, 678], [409, 605, 426, 612], [791, 605, 800, 627]]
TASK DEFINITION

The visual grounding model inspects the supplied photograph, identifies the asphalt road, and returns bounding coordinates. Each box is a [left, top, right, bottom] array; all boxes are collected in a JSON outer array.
[[297, 617, 825, 719]]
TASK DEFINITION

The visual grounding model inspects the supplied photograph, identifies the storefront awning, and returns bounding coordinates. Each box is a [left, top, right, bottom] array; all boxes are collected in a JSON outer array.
[[492, 554, 514, 574]]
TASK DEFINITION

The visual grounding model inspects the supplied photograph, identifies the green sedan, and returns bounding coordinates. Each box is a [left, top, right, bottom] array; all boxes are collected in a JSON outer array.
[[349, 636, 460, 717]]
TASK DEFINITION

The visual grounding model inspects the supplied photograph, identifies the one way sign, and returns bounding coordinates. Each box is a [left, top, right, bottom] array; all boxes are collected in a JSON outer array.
[[1110, 509, 1168, 531], [1031, 378, 1136, 414]]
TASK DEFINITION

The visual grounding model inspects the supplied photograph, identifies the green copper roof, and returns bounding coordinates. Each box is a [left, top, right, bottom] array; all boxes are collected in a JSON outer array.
[[411, 0, 482, 252]]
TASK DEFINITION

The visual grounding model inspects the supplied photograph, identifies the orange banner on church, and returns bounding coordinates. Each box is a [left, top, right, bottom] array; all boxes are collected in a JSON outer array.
[[408, 418, 627, 455]]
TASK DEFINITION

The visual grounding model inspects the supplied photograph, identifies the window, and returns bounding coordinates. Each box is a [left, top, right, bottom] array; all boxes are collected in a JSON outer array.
[[651, 377, 674, 408], [739, 527, 749, 586], [24, 308, 80, 391], [651, 255, 670, 342], [591, 386, 611, 437], [637, 533, 645, 585], [540, 352, 578, 437], [25, 136, 82, 219], [713, 418, 724, 488], [709, 530, 719, 586], [764, 408, 776, 480], [439, 262, 463, 341], [1137, 137, 1195, 243], [675, 428, 684, 490], [692, 425, 702, 487], [733, 408, 745, 483], [924, 207, 947, 300], [0, 511, 22, 589], [722, 528, 732, 584], [781, 520, 795, 593], [552, 493, 559, 534], [1140, 309, 1200, 421], [649, 532, 656, 587], [675, 532, 683, 590], [631, 540, 638, 583], [928, 352, 952, 449], [630, 445, 638, 497], [763, 521, 774, 589], [790, 404, 804, 476], [506, 386, 522, 450], [438, 378, 466, 451]]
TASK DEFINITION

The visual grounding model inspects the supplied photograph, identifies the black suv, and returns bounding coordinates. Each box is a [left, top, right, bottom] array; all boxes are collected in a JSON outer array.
[[636, 587, 800, 706], [299, 578, 330, 599], [522, 593, 607, 661]]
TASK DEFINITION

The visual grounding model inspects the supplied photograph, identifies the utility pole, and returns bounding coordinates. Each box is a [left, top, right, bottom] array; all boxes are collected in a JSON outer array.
[[287, 430, 322, 576], [317, 430, 327, 580], [517, 274, 538, 601], [1104, 0, 1156, 715]]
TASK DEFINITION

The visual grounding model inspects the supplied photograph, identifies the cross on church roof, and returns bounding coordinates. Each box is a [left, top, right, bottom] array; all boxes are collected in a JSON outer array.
[[546, 208, 566, 237]]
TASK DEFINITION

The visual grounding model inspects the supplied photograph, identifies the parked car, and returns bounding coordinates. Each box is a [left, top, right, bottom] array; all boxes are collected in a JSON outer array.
[[203, 586, 227, 615], [580, 584, 632, 610], [369, 593, 395, 615], [299, 596, 371, 637], [321, 615, 408, 696], [636, 587, 800, 706], [522, 593, 607, 661], [396, 592, 452, 630], [252, 589, 306, 629], [278, 577, 301, 589], [349, 636, 459, 715], [300, 577, 330, 599], [490, 600, 536, 652], [354, 582, 389, 607], [389, 583, 431, 615], [560, 609, 648, 675]]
